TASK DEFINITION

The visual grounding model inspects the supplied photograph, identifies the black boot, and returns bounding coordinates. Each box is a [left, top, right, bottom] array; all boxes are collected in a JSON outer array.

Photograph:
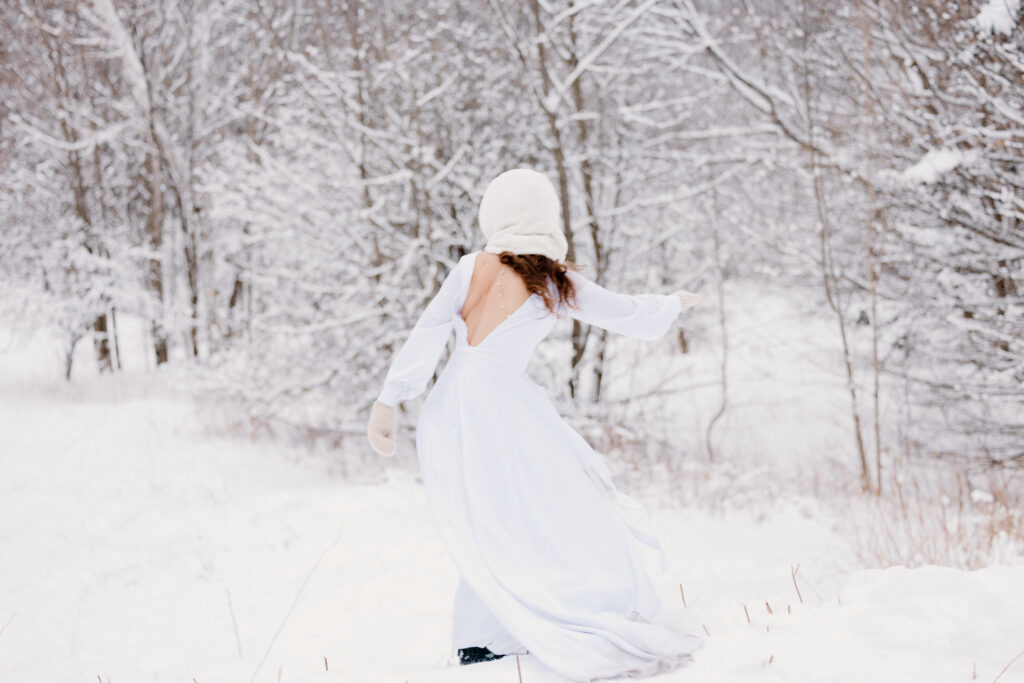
[[457, 646, 506, 665]]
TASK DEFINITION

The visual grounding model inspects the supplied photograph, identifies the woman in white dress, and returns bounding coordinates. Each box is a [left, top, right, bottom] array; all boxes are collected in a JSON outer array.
[[366, 169, 703, 681]]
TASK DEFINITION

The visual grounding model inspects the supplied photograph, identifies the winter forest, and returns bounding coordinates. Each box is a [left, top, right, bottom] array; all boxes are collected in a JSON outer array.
[[2, 0, 1023, 681]]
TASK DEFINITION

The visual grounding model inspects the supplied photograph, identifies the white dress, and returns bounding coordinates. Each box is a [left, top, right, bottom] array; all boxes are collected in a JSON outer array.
[[376, 250, 704, 681]]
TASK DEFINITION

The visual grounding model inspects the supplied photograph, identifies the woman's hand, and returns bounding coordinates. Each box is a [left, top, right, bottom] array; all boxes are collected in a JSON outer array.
[[367, 400, 397, 457], [672, 289, 701, 310]]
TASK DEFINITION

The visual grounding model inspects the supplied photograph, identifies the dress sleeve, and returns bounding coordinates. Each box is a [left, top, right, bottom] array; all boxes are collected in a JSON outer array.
[[376, 259, 466, 407], [561, 269, 683, 341]]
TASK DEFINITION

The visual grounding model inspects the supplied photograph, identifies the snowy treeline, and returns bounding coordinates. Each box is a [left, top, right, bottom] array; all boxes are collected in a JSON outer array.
[[1, 0, 1021, 484]]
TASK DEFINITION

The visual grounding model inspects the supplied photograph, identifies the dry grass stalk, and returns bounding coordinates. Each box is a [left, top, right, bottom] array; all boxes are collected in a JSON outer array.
[[765, 600, 773, 615], [993, 646, 1024, 682], [679, 583, 687, 607], [743, 604, 750, 623], [224, 587, 243, 659], [516, 654, 524, 682], [791, 564, 803, 603], [851, 461, 1023, 569]]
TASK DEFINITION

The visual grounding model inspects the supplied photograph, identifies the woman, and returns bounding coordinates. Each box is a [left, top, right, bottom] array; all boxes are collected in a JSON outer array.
[[366, 168, 703, 681]]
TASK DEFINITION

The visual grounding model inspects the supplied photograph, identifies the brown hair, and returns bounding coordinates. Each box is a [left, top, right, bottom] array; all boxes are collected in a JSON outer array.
[[497, 251, 583, 316]]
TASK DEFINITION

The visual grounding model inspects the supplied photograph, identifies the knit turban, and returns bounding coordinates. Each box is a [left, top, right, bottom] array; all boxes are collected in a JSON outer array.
[[478, 168, 569, 262]]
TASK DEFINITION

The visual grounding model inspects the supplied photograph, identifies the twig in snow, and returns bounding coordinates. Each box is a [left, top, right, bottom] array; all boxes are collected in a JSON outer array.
[[0, 611, 20, 638], [742, 604, 750, 623], [516, 654, 523, 682], [225, 587, 243, 658], [702, 624, 710, 636], [679, 583, 687, 607], [765, 600, 773, 615], [323, 656, 328, 671], [249, 531, 346, 683], [993, 646, 1024, 682], [790, 564, 803, 603]]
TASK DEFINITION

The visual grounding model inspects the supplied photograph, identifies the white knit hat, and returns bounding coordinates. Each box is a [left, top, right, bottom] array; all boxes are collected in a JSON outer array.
[[479, 168, 568, 262]]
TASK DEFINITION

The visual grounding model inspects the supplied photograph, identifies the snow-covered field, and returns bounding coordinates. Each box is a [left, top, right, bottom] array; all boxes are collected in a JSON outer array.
[[2, 335, 1023, 683]]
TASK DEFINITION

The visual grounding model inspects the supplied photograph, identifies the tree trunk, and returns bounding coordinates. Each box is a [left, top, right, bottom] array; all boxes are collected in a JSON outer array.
[[110, 307, 122, 371], [185, 227, 200, 357], [591, 328, 607, 402], [143, 151, 169, 365], [799, 35, 872, 493], [528, 0, 586, 399], [705, 169, 728, 463], [92, 313, 112, 373], [65, 332, 82, 381]]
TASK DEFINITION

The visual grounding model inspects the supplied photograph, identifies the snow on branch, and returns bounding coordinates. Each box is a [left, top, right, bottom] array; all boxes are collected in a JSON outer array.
[[901, 149, 979, 184], [971, 0, 1022, 36]]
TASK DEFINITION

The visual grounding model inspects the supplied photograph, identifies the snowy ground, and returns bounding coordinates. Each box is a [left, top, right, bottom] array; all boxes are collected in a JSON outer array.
[[3, 343, 1023, 683]]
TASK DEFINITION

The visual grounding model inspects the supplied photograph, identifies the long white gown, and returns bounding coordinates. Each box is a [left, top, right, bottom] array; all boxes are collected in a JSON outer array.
[[376, 250, 704, 681]]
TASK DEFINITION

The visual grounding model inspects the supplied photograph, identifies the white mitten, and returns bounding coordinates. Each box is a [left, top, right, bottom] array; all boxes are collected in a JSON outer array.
[[367, 400, 396, 457], [672, 289, 701, 310]]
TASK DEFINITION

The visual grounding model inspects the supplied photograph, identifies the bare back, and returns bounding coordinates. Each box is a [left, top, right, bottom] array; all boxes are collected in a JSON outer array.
[[459, 252, 532, 347]]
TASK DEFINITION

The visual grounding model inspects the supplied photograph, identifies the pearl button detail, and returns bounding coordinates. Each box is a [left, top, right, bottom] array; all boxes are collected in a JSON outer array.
[[497, 267, 506, 314]]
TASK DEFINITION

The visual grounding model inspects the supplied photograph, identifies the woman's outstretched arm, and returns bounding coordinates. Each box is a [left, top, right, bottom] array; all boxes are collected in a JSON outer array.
[[375, 257, 467, 407], [562, 269, 696, 340]]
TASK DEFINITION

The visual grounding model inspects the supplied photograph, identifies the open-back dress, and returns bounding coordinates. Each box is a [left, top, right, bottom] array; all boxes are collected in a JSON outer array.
[[376, 250, 704, 681]]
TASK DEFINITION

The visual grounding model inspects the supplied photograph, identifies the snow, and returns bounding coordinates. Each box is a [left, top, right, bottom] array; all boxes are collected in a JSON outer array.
[[901, 149, 978, 184], [972, 0, 1022, 36], [972, 489, 997, 504], [3, 337, 1023, 683]]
